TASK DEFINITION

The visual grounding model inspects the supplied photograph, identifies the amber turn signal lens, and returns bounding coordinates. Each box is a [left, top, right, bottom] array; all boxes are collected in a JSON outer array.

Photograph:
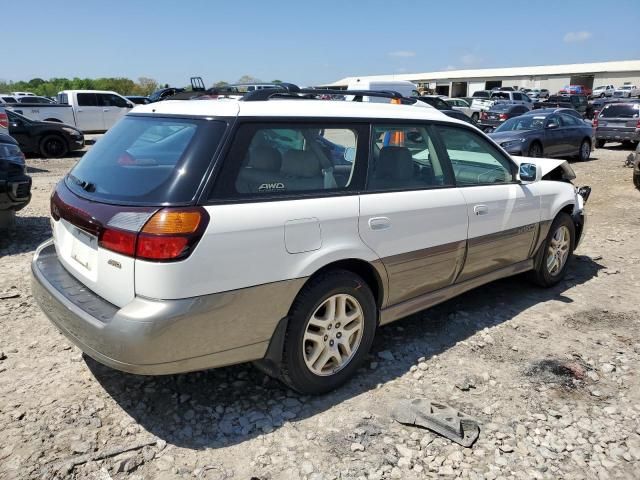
[[142, 209, 202, 235]]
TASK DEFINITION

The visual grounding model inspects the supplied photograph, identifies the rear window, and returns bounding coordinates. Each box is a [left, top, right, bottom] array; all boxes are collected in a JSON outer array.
[[66, 116, 227, 204], [600, 104, 639, 118], [473, 91, 490, 98], [491, 92, 510, 99]]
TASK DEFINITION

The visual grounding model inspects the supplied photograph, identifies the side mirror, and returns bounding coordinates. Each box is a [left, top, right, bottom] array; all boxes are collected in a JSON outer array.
[[126, 102, 135, 108], [343, 147, 356, 163], [518, 163, 541, 184], [546, 122, 559, 129]]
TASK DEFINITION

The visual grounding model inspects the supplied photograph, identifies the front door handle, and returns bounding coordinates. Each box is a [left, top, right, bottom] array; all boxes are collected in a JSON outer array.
[[369, 217, 391, 231], [473, 205, 489, 216]]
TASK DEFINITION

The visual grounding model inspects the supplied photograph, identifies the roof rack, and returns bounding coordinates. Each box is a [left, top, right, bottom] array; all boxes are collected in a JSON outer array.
[[240, 83, 418, 105]]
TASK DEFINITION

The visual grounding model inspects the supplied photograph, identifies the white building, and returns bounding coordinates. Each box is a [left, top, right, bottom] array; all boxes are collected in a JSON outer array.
[[322, 60, 640, 97]]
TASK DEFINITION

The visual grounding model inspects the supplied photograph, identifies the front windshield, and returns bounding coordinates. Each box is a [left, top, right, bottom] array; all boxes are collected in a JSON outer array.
[[494, 115, 545, 133]]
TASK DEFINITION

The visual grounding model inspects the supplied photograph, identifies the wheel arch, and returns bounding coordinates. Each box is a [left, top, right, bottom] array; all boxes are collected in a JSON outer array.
[[254, 257, 387, 377], [43, 118, 63, 123]]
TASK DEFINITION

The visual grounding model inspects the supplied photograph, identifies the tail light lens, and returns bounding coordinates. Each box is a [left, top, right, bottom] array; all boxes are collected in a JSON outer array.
[[98, 207, 209, 262], [0, 112, 8, 129], [480, 112, 487, 120], [636, 119, 640, 129], [593, 117, 598, 128], [499, 113, 508, 120]]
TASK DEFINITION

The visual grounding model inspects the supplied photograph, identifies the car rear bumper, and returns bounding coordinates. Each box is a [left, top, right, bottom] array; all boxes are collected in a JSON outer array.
[[32, 239, 305, 375], [596, 128, 640, 142]]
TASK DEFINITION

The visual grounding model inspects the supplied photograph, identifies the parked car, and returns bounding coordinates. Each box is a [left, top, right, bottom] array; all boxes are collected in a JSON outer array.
[[126, 96, 151, 105], [489, 110, 593, 160], [415, 95, 477, 124], [594, 102, 640, 148], [633, 143, 640, 190], [478, 103, 530, 131], [534, 95, 590, 118], [16, 96, 55, 104], [558, 85, 592, 96], [0, 133, 31, 229], [441, 109, 476, 125], [6, 110, 84, 158], [527, 89, 541, 102], [0, 94, 18, 104], [592, 85, 616, 98], [6, 90, 134, 133], [148, 88, 186, 103], [31, 91, 590, 394], [613, 85, 640, 98], [444, 98, 476, 119], [471, 91, 533, 111]]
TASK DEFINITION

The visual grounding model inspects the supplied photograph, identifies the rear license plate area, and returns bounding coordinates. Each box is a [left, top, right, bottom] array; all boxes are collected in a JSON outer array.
[[70, 227, 98, 273]]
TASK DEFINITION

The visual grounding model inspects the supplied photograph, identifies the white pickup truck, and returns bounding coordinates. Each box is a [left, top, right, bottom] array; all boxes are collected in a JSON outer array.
[[5, 90, 134, 133]]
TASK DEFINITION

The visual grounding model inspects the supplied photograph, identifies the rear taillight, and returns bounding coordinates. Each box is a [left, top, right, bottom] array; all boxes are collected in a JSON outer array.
[[593, 117, 598, 128], [0, 113, 8, 129], [98, 207, 209, 262], [636, 119, 640, 129], [499, 113, 508, 120], [480, 112, 487, 120]]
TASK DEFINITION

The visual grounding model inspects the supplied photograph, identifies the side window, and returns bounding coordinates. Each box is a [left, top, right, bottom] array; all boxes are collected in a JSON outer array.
[[77, 93, 97, 107], [368, 124, 452, 191], [513, 92, 522, 100], [561, 114, 579, 126], [99, 94, 128, 108], [221, 125, 360, 196], [436, 125, 514, 185]]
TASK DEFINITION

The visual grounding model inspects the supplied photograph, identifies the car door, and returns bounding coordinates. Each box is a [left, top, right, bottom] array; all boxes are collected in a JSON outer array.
[[358, 123, 468, 305], [559, 113, 583, 155], [74, 93, 104, 131], [434, 124, 540, 281], [541, 114, 565, 157], [98, 93, 131, 131]]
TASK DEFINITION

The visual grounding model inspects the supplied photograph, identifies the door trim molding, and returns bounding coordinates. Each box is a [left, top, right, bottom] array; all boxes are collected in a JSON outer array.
[[379, 259, 533, 325]]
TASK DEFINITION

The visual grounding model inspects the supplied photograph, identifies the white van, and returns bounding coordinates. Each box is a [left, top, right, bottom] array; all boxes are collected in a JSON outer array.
[[347, 79, 420, 103]]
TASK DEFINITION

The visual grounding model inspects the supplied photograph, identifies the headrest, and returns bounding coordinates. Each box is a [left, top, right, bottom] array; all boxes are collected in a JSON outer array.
[[249, 146, 282, 171], [281, 150, 321, 178], [377, 146, 414, 180]]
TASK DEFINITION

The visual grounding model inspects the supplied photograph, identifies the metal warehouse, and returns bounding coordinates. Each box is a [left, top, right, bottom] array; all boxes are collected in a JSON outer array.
[[323, 60, 640, 97]]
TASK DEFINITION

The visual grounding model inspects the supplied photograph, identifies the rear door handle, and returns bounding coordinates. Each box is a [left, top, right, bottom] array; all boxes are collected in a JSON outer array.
[[368, 217, 391, 231], [474, 205, 489, 216]]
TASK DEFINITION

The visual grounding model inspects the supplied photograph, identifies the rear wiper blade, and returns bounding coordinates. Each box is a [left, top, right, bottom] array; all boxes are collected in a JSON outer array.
[[69, 174, 96, 192]]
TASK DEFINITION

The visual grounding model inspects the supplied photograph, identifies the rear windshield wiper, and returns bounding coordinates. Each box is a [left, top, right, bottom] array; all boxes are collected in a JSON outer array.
[[68, 174, 96, 192]]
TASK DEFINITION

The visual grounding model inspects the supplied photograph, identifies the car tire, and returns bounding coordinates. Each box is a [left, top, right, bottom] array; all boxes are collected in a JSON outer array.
[[471, 112, 479, 123], [280, 270, 377, 395], [600, 93, 605, 98], [40, 134, 68, 158], [528, 212, 575, 288], [527, 142, 543, 157], [578, 139, 591, 161], [633, 173, 640, 191], [596, 139, 606, 149]]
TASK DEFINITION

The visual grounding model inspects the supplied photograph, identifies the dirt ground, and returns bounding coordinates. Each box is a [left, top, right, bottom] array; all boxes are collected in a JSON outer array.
[[1, 143, 639, 480]]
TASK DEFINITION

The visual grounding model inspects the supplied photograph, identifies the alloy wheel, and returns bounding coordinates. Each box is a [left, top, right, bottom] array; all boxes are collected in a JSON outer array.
[[302, 293, 364, 376], [546, 225, 571, 275]]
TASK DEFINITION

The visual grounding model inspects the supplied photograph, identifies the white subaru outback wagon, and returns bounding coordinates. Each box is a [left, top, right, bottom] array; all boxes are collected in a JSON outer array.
[[32, 89, 590, 394]]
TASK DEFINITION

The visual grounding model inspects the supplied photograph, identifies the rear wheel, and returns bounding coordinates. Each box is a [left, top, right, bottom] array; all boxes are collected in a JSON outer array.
[[40, 134, 68, 158], [528, 142, 543, 157], [633, 172, 640, 190], [280, 270, 377, 395], [578, 139, 591, 161], [596, 139, 606, 149], [529, 213, 575, 287], [471, 112, 479, 123]]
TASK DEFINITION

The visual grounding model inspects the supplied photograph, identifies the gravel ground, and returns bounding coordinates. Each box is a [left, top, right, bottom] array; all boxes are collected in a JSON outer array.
[[1, 143, 639, 480]]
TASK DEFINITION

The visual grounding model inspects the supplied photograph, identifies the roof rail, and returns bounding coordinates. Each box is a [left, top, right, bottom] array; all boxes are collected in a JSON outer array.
[[240, 84, 417, 105]]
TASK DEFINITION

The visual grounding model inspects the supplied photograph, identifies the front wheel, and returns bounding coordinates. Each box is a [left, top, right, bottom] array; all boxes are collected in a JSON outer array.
[[528, 142, 543, 157], [529, 213, 575, 287], [280, 270, 377, 395], [40, 135, 68, 158]]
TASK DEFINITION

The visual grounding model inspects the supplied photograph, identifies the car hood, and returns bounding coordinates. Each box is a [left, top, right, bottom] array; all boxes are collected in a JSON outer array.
[[511, 155, 576, 180]]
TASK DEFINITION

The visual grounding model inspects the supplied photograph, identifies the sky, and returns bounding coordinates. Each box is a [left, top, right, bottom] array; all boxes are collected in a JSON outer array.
[[4, 0, 640, 88]]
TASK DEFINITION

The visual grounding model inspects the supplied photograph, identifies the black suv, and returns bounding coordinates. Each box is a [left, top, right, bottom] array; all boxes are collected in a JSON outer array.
[[0, 134, 31, 229]]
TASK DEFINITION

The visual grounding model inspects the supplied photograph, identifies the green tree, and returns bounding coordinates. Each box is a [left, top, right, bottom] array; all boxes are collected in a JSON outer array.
[[213, 80, 229, 88], [237, 75, 260, 84]]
